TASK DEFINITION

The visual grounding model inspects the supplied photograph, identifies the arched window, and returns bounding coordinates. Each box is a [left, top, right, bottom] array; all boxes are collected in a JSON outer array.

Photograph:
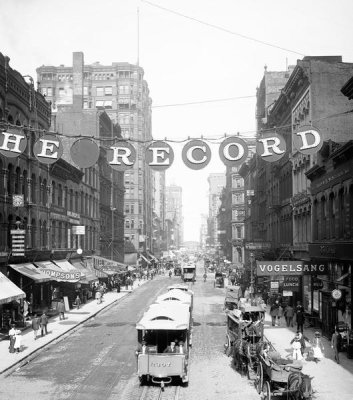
[[320, 197, 326, 240], [75, 191, 79, 212], [338, 188, 345, 239], [43, 179, 48, 205], [131, 219, 135, 229], [7, 164, 14, 195], [52, 181, 56, 205], [42, 220, 47, 249], [15, 167, 21, 194], [22, 170, 28, 201], [51, 221, 56, 248], [328, 193, 335, 238], [58, 222, 63, 248], [58, 184, 63, 207], [125, 219, 130, 229], [69, 189, 73, 211], [31, 173, 36, 203], [31, 219, 36, 249]]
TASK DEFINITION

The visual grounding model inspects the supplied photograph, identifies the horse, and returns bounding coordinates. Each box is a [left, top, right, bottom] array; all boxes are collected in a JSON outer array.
[[287, 371, 313, 400]]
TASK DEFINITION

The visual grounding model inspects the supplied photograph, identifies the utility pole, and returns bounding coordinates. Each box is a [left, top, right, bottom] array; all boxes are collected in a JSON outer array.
[[250, 252, 255, 299]]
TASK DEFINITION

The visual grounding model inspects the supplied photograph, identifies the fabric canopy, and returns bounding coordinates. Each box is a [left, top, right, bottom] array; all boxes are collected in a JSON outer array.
[[139, 254, 151, 264], [93, 256, 126, 272], [9, 263, 51, 283], [0, 271, 26, 305], [54, 260, 84, 277], [70, 259, 98, 283], [34, 260, 80, 283]]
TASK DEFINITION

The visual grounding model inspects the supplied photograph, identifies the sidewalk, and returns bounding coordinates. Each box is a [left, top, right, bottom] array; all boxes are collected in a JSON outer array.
[[0, 279, 147, 376], [263, 311, 353, 400]]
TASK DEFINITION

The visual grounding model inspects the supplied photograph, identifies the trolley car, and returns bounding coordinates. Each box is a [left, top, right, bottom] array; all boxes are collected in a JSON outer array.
[[181, 263, 196, 282], [136, 302, 191, 386]]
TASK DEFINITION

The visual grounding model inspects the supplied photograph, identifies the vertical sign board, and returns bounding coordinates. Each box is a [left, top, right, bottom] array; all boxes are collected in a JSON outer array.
[[63, 296, 70, 311], [11, 229, 26, 256]]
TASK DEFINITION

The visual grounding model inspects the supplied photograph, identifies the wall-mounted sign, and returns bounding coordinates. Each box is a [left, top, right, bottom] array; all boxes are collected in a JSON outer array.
[[283, 290, 293, 297], [12, 194, 24, 207], [331, 289, 342, 300], [283, 276, 300, 291], [1, 129, 324, 170], [256, 261, 329, 276], [72, 225, 85, 235]]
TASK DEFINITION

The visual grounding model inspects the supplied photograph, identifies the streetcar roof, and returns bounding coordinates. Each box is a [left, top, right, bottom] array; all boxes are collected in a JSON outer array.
[[167, 285, 194, 295], [136, 303, 190, 330], [155, 289, 192, 304]]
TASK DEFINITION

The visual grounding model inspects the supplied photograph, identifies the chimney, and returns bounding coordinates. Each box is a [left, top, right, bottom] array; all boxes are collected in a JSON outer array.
[[72, 52, 84, 111]]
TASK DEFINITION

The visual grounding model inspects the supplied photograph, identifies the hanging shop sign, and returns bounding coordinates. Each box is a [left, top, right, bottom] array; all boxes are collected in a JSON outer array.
[[0, 127, 323, 169], [256, 261, 329, 276], [283, 276, 300, 291]]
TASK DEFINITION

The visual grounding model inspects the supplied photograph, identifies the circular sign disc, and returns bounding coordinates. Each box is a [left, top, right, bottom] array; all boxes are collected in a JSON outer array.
[[0, 128, 27, 158], [219, 136, 248, 167], [256, 132, 286, 162], [106, 141, 136, 171], [146, 141, 174, 171], [70, 138, 99, 168], [182, 139, 211, 170], [293, 125, 323, 155], [33, 134, 63, 164]]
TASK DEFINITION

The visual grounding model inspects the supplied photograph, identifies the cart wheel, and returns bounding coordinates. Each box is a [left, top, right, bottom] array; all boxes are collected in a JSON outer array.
[[255, 363, 263, 394], [262, 381, 271, 400]]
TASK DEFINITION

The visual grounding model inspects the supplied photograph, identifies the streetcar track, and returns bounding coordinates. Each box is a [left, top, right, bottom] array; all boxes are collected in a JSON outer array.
[[139, 385, 180, 400]]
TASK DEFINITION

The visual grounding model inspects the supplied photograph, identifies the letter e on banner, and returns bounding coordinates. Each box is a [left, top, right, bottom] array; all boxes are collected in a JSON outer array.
[[70, 138, 99, 168], [107, 141, 136, 171], [182, 139, 211, 170], [0, 129, 27, 158], [219, 137, 248, 167], [33, 134, 63, 164], [257, 132, 286, 162], [293, 125, 323, 155], [146, 140, 174, 171]]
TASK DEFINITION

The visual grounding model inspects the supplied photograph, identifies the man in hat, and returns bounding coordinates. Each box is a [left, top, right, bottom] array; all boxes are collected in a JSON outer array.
[[164, 341, 178, 353]]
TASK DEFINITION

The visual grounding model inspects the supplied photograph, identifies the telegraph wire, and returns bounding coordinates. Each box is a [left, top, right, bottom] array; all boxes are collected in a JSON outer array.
[[141, 0, 305, 57], [152, 95, 256, 108], [1, 108, 352, 144]]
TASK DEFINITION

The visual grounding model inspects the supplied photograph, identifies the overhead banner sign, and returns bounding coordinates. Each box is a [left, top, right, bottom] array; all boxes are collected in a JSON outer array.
[[0, 126, 323, 169], [256, 261, 329, 276]]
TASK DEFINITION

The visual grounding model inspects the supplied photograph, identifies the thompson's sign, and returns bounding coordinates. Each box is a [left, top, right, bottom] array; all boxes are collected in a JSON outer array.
[[256, 261, 329, 276], [0, 126, 323, 169]]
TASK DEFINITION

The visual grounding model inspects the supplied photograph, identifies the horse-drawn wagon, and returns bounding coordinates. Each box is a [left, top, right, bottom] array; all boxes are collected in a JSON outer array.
[[254, 345, 313, 399]]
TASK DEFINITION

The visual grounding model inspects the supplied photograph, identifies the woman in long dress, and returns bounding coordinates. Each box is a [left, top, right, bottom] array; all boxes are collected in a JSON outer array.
[[13, 328, 22, 353], [8, 324, 16, 353], [311, 331, 324, 363]]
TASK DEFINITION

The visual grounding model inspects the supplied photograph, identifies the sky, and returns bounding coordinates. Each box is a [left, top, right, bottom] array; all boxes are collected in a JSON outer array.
[[1, 0, 353, 241]]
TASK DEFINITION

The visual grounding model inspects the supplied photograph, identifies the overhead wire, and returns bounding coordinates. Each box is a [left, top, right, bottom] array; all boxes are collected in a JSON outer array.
[[141, 0, 306, 57]]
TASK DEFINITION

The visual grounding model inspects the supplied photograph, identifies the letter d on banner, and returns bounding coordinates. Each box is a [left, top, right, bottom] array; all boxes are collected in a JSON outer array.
[[293, 125, 323, 155]]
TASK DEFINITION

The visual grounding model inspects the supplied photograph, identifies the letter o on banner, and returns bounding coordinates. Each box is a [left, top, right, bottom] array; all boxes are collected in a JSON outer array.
[[70, 138, 99, 168], [0, 129, 27, 158], [146, 140, 174, 171], [219, 137, 248, 167], [182, 139, 211, 170], [256, 131, 286, 162], [293, 125, 323, 155], [107, 141, 136, 171], [33, 134, 63, 164]]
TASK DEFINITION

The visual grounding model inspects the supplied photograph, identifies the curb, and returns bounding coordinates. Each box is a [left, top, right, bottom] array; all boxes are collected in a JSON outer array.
[[0, 289, 134, 377]]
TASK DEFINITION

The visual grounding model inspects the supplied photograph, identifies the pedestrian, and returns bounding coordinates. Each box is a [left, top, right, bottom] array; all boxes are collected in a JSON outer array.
[[13, 328, 22, 353], [311, 331, 324, 363], [277, 304, 283, 326], [270, 301, 279, 327], [290, 332, 303, 361], [40, 312, 49, 336], [295, 301, 305, 333], [75, 295, 81, 309], [95, 290, 102, 304], [31, 313, 40, 340], [8, 323, 16, 353], [284, 304, 294, 327], [57, 299, 66, 320], [331, 327, 342, 364]]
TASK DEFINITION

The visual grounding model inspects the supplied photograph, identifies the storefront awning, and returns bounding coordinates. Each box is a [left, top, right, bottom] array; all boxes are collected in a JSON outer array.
[[34, 260, 81, 283], [70, 259, 99, 284], [95, 269, 117, 277], [9, 263, 51, 283], [147, 251, 158, 261], [139, 254, 151, 264], [93, 256, 126, 272], [0, 272, 26, 305]]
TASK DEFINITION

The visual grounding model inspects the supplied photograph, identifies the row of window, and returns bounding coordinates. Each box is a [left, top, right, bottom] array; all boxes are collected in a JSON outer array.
[[125, 219, 143, 229]]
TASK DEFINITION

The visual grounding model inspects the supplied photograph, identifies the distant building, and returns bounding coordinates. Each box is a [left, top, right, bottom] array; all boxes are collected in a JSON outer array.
[[165, 185, 183, 250], [207, 173, 226, 248]]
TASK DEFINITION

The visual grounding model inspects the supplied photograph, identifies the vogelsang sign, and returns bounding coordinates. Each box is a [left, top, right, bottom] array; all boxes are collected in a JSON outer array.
[[256, 261, 328, 276]]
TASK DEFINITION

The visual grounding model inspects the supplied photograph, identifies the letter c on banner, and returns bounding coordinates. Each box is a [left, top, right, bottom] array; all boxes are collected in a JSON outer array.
[[146, 140, 174, 171], [219, 136, 248, 166], [182, 139, 211, 170], [256, 131, 286, 162]]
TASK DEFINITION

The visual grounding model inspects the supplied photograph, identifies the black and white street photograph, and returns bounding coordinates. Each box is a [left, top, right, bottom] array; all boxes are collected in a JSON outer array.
[[0, 1, 353, 399]]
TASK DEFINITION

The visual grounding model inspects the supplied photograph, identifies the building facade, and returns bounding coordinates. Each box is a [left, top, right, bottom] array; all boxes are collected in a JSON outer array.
[[207, 173, 226, 248], [165, 184, 183, 250], [37, 54, 153, 259]]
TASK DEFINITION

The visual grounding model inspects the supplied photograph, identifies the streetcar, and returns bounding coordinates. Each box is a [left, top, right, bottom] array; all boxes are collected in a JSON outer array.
[[174, 265, 182, 276], [167, 284, 194, 297], [155, 289, 193, 313], [181, 263, 196, 282], [136, 302, 191, 386]]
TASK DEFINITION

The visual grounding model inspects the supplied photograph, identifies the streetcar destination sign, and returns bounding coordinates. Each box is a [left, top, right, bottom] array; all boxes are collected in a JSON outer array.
[[256, 261, 328, 276]]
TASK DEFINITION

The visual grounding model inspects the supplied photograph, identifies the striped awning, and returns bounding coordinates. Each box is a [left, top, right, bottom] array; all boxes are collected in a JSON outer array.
[[0, 272, 25, 305], [9, 263, 51, 283]]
